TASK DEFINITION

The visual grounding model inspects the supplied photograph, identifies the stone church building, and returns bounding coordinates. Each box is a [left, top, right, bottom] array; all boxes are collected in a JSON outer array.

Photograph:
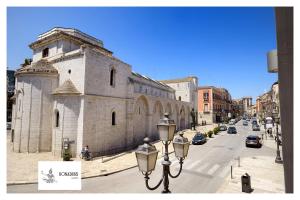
[[11, 27, 198, 157]]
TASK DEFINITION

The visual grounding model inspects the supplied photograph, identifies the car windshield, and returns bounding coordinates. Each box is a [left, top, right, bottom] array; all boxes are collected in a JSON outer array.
[[247, 136, 258, 140], [194, 134, 204, 139], [229, 127, 236, 130]]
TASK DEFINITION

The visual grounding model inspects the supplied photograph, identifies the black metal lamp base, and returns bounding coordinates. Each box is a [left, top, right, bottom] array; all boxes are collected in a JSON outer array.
[[275, 157, 283, 164]]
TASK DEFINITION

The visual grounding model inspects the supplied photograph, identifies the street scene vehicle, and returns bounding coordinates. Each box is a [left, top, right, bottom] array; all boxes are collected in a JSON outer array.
[[265, 117, 274, 129], [227, 126, 237, 134], [252, 124, 260, 131], [245, 135, 262, 148], [252, 119, 258, 125], [192, 133, 207, 145], [219, 124, 227, 131], [243, 121, 248, 126], [229, 119, 236, 125]]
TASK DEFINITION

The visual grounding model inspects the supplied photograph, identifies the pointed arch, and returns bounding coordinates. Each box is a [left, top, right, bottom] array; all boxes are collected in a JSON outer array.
[[133, 95, 150, 145]]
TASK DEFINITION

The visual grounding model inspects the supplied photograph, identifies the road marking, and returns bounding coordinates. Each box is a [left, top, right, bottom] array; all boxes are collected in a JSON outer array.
[[195, 163, 209, 173], [184, 160, 202, 170], [207, 164, 220, 175]]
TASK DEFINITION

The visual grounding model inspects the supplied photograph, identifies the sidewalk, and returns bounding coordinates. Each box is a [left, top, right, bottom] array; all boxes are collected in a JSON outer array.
[[7, 123, 217, 185], [217, 138, 285, 193]]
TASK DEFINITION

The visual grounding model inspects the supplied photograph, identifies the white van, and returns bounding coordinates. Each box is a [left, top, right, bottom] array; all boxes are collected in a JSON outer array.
[[265, 117, 273, 129]]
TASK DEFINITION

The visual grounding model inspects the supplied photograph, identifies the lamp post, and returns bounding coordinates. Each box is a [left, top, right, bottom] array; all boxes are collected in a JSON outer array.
[[273, 105, 283, 164], [135, 113, 190, 193]]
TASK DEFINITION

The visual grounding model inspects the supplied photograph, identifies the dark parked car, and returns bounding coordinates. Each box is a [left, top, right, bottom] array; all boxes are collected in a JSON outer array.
[[243, 121, 248, 126], [219, 124, 227, 131], [245, 135, 262, 148], [192, 133, 207, 145], [252, 120, 258, 125], [252, 124, 260, 131], [227, 126, 237, 134]]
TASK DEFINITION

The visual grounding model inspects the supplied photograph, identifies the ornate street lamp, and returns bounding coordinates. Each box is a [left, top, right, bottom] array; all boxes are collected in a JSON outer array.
[[135, 113, 190, 193], [273, 105, 283, 164]]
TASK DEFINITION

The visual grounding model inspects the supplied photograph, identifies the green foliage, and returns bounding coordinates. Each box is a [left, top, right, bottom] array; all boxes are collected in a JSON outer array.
[[21, 58, 32, 67], [208, 130, 213, 138], [213, 127, 220, 135]]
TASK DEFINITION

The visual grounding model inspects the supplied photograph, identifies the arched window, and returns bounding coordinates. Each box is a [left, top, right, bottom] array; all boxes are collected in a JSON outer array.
[[42, 48, 49, 58], [55, 110, 60, 127], [179, 96, 181, 101], [110, 69, 115, 87], [112, 112, 116, 125]]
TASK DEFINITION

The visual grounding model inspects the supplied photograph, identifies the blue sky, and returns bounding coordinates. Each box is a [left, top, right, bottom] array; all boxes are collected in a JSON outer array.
[[7, 7, 278, 100]]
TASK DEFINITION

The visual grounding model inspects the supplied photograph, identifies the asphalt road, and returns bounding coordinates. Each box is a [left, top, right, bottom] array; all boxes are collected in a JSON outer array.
[[7, 120, 276, 193]]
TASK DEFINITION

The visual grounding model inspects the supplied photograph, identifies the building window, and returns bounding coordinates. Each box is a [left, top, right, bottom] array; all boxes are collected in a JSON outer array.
[[55, 110, 59, 127], [204, 104, 209, 112], [42, 48, 49, 58], [179, 96, 181, 101], [112, 112, 116, 125], [110, 69, 115, 87], [203, 92, 209, 101]]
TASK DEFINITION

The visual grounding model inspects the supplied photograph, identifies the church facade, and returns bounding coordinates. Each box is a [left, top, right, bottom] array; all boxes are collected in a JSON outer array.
[[11, 27, 197, 157]]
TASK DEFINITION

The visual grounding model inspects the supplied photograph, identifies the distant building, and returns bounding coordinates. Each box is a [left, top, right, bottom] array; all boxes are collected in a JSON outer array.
[[7, 70, 15, 122], [197, 86, 232, 123], [242, 96, 252, 115], [232, 99, 244, 118], [255, 81, 280, 121], [160, 76, 198, 115]]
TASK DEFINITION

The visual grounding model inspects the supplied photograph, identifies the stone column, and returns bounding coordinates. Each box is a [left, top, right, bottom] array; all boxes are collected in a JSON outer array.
[[275, 7, 293, 193]]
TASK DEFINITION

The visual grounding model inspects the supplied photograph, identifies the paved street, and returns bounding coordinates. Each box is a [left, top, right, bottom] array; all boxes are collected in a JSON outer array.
[[7, 120, 282, 193]]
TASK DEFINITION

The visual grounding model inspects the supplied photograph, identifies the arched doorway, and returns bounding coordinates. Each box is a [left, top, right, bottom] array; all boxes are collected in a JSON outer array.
[[151, 101, 163, 140], [165, 103, 172, 119], [133, 96, 149, 145]]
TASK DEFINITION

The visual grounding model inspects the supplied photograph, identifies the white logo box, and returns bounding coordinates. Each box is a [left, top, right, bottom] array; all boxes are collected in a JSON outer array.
[[38, 161, 81, 190]]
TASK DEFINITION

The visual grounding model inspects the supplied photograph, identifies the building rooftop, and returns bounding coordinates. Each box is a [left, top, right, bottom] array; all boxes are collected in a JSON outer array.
[[15, 59, 58, 76], [159, 76, 197, 84], [52, 79, 81, 95], [29, 27, 112, 55], [131, 71, 174, 91]]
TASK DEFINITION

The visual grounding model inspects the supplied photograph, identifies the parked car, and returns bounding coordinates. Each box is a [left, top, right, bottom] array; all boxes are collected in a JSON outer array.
[[245, 135, 262, 148], [252, 120, 258, 125], [192, 133, 207, 145], [243, 121, 248, 126], [229, 119, 235, 125], [252, 124, 260, 131], [227, 126, 237, 134], [219, 124, 227, 131]]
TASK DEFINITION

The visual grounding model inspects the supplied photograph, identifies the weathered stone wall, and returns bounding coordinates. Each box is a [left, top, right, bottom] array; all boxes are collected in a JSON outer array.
[[13, 75, 57, 153], [52, 96, 81, 157]]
